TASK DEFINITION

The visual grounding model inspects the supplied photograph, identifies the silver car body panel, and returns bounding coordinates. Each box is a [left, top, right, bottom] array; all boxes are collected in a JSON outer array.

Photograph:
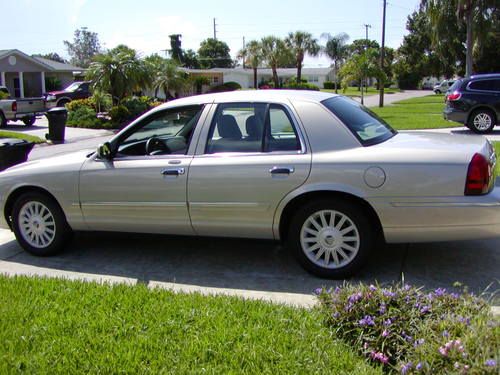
[[0, 90, 499, 245]]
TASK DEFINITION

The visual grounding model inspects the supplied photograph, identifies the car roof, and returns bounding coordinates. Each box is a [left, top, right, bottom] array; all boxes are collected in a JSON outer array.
[[154, 90, 338, 110], [469, 73, 500, 79]]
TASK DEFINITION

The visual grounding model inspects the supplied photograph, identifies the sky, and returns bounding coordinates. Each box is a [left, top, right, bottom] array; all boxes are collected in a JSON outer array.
[[2, 0, 420, 67]]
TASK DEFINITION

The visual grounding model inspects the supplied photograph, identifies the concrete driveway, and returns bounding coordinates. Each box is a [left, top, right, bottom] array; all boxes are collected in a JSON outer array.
[[0, 228, 498, 305]]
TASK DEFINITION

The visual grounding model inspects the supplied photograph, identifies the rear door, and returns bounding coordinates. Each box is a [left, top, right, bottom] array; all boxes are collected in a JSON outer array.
[[187, 101, 311, 239]]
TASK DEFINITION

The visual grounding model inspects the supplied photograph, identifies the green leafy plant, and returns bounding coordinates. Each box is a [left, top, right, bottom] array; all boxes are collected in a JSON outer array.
[[66, 106, 103, 128], [316, 283, 499, 374], [65, 98, 95, 112], [283, 82, 320, 91], [109, 105, 131, 127]]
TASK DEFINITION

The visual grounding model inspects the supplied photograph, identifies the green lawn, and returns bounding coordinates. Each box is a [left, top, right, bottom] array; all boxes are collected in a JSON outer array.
[[0, 130, 44, 143], [370, 94, 458, 130], [0, 276, 380, 374], [322, 86, 400, 97]]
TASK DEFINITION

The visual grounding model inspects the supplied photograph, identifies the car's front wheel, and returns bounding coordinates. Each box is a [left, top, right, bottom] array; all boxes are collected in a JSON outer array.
[[11, 192, 72, 256], [468, 109, 496, 134], [288, 200, 374, 279]]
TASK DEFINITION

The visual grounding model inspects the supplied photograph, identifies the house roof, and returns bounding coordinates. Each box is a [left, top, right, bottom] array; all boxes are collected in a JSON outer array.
[[181, 67, 333, 76], [0, 49, 84, 72]]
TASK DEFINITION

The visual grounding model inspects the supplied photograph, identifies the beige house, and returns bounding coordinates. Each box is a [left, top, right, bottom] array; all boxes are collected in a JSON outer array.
[[0, 49, 85, 98]]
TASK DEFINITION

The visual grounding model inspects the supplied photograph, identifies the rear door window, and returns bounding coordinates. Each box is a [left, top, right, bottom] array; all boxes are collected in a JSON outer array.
[[469, 80, 495, 91]]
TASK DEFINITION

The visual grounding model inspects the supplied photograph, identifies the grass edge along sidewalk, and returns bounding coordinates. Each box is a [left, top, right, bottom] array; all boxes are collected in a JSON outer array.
[[0, 275, 380, 375], [0, 130, 44, 144]]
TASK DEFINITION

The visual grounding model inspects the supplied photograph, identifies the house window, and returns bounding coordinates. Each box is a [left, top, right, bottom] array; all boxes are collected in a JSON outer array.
[[212, 76, 220, 85], [307, 76, 319, 83]]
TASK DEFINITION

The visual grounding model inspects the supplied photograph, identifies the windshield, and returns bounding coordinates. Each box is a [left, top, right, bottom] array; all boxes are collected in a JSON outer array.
[[321, 96, 396, 146], [64, 82, 81, 92]]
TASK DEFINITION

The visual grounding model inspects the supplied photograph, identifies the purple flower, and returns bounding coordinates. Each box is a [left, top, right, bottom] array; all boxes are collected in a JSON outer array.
[[382, 289, 396, 298], [401, 362, 413, 374], [420, 305, 431, 314], [379, 303, 386, 314], [404, 284, 411, 291], [439, 346, 448, 356], [402, 331, 413, 342], [414, 338, 425, 347], [442, 330, 450, 338], [359, 315, 375, 326], [416, 362, 423, 371], [383, 318, 393, 326], [450, 292, 460, 299], [369, 284, 377, 291], [485, 359, 497, 367], [348, 292, 362, 304], [332, 312, 340, 318], [382, 329, 390, 337], [313, 287, 322, 295], [434, 287, 447, 296], [457, 316, 470, 325], [370, 351, 389, 364]]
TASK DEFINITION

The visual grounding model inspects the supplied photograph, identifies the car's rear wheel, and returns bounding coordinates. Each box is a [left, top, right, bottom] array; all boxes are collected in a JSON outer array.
[[57, 99, 69, 107], [469, 109, 496, 134], [22, 116, 36, 126], [287, 200, 374, 279], [11, 192, 71, 256]]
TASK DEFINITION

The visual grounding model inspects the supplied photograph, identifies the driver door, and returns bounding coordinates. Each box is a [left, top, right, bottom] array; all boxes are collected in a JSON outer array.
[[78, 105, 207, 235]]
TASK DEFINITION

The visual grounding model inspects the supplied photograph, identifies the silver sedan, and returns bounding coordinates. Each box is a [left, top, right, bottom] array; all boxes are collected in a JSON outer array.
[[0, 90, 499, 278]]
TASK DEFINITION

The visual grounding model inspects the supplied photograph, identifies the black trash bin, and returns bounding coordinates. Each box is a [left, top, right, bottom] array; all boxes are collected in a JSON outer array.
[[45, 107, 67, 143], [0, 138, 35, 171]]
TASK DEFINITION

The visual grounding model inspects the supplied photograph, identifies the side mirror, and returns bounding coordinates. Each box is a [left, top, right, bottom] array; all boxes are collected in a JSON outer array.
[[97, 142, 113, 159]]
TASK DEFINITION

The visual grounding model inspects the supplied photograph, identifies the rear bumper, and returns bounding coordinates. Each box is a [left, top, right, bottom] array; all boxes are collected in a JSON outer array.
[[443, 107, 468, 124], [370, 184, 500, 243]]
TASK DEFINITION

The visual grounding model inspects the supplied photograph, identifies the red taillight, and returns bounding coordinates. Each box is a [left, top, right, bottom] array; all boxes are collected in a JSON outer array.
[[465, 153, 491, 195], [11, 101, 17, 112], [446, 91, 461, 101]]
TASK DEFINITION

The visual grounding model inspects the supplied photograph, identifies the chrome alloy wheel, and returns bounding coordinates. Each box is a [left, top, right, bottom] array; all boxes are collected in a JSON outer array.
[[18, 201, 56, 249], [300, 210, 360, 269], [473, 113, 492, 131]]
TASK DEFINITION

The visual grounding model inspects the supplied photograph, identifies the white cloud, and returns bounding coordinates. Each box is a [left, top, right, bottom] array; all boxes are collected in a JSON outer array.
[[69, 0, 88, 25]]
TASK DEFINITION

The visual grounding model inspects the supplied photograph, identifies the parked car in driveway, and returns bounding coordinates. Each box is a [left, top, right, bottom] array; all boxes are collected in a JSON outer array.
[[44, 81, 91, 108], [434, 79, 456, 94], [0, 90, 498, 278], [443, 73, 500, 134]]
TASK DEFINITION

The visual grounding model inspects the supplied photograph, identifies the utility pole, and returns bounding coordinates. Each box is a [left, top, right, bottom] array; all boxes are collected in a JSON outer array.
[[213, 18, 217, 40], [361, 24, 371, 105], [242, 36, 246, 69], [379, 0, 387, 107]]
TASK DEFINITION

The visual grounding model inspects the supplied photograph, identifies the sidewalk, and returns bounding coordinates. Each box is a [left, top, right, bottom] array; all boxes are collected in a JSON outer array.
[[353, 89, 431, 107]]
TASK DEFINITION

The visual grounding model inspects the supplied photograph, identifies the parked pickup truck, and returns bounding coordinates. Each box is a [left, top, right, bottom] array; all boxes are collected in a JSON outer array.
[[0, 86, 46, 127], [44, 81, 91, 108]]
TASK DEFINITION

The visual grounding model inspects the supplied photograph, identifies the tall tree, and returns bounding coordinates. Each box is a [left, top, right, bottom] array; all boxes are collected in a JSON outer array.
[[32, 52, 67, 63], [261, 36, 292, 88], [86, 45, 151, 104], [285, 31, 320, 83], [145, 53, 168, 98], [169, 34, 183, 64], [238, 40, 263, 89], [154, 60, 188, 99], [63, 27, 102, 68], [321, 32, 350, 93], [183, 49, 200, 69], [198, 38, 233, 68]]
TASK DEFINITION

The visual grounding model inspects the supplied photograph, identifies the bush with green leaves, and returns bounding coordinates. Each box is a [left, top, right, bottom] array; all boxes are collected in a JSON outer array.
[[65, 98, 95, 112], [121, 96, 150, 119], [207, 82, 242, 93], [324, 81, 336, 90], [316, 283, 499, 374], [66, 106, 103, 128], [109, 105, 131, 127], [282, 82, 320, 91]]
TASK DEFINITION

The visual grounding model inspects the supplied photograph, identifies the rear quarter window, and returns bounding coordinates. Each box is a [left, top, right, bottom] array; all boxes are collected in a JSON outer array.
[[468, 80, 496, 91]]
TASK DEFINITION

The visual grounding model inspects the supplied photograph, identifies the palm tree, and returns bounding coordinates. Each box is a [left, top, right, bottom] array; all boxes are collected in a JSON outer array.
[[261, 36, 291, 88], [86, 45, 151, 104], [321, 32, 350, 93], [154, 60, 188, 100], [285, 31, 320, 83], [238, 40, 263, 89]]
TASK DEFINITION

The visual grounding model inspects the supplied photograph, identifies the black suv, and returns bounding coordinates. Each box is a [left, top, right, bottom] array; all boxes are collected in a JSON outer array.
[[443, 73, 500, 133]]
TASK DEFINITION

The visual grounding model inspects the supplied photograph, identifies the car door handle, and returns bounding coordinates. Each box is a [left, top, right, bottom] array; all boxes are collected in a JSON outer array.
[[161, 168, 185, 176], [269, 166, 295, 175]]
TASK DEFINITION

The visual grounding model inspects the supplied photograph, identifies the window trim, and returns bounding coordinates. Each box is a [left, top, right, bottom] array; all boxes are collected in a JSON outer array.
[[202, 101, 307, 155]]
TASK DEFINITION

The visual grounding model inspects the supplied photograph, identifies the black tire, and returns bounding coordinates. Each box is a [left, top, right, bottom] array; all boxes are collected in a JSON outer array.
[[57, 99, 69, 107], [22, 116, 36, 126], [0, 112, 7, 127], [11, 192, 72, 256], [287, 199, 374, 279], [434, 89, 441, 94], [468, 109, 496, 134]]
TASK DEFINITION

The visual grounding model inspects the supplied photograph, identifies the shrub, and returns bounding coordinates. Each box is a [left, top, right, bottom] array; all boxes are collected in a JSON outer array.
[[324, 81, 336, 90], [45, 76, 62, 91], [90, 91, 113, 113], [65, 98, 95, 112], [66, 106, 103, 128], [121, 96, 150, 119], [109, 105, 131, 127], [282, 82, 320, 91], [316, 283, 499, 374], [207, 81, 242, 93]]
